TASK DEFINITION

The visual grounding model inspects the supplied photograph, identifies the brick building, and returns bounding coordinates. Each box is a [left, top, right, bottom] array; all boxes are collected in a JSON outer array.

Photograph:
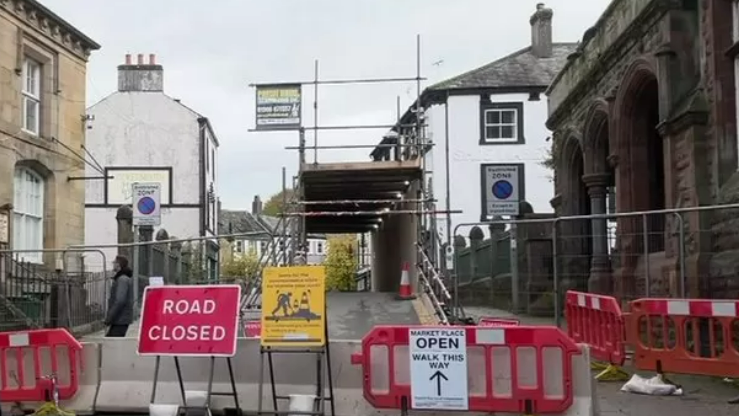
[[546, 0, 738, 299], [0, 0, 99, 266]]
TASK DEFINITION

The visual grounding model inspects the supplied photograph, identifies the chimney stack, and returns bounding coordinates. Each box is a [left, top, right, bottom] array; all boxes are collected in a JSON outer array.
[[252, 195, 263, 215], [118, 52, 164, 92], [530, 3, 553, 58]]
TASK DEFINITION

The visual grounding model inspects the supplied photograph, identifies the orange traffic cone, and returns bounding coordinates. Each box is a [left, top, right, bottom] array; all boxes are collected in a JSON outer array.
[[396, 261, 416, 300]]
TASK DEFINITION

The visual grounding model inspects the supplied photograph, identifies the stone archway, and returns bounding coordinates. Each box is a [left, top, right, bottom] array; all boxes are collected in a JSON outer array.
[[613, 60, 666, 299], [582, 102, 614, 293], [557, 134, 591, 291]]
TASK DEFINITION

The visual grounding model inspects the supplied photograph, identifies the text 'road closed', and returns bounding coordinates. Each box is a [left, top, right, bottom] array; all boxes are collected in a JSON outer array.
[[137, 285, 241, 357]]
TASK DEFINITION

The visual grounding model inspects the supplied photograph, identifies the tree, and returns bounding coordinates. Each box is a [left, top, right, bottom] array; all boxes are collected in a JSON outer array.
[[221, 246, 261, 282], [324, 235, 358, 291], [263, 189, 296, 216], [183, 241, 209, 283]]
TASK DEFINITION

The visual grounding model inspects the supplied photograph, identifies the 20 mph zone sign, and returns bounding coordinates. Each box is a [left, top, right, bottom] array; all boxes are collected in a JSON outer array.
[[409, 328, 468, 410], [137, 285, 241, 357]]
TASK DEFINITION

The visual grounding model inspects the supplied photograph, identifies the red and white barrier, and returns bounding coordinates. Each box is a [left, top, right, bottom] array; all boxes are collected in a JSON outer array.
[[565, 290, 628, 381], [351, 325, 597, 415], [627, 298, 739, 379]]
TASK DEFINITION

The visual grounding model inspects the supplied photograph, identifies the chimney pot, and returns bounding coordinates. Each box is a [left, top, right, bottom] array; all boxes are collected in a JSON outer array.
[[252, 195, 263, 215], [118, 53, 164, 92], [530, 4, 553, 58]]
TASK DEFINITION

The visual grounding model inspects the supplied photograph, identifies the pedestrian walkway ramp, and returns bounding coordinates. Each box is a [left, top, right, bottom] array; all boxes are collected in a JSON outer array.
[[326, 292, 420, 339]]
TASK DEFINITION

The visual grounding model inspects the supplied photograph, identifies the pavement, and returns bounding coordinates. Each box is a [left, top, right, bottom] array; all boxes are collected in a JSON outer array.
[[463, 305, 739, 415]]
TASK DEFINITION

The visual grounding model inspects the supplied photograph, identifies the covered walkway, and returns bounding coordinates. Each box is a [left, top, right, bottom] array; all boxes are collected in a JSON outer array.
[[300, 159, 423, 292]]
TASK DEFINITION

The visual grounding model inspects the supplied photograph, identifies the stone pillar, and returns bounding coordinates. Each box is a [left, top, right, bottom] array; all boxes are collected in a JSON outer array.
[[115, 205, 133, 261], [140, 225, 154, 279], [468, 226, 484, 283], [583, 173, 612, 294]]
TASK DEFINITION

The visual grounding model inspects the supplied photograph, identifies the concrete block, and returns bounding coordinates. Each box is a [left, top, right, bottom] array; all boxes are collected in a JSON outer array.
[[562, 344, 598, 416], [91, 337, 367, 414]]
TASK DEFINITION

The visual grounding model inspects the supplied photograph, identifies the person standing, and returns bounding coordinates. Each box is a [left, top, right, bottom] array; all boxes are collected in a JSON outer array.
[[104, 255, 134, 337]]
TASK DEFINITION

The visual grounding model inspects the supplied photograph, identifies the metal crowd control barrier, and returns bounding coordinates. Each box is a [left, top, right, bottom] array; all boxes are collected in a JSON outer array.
[[0, 329, 83, 402], [626, 298, 739, 379], [350, 325, 582, 414], [565, 291, 629, 381]]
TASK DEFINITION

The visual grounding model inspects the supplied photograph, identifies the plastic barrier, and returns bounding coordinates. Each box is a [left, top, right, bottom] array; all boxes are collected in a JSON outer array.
[[627, 298, 739, 378], [565, 291, 629, 381], [351, 325, 597, 415], [0, 329, 83, 403], [478, 317, 520, 327]]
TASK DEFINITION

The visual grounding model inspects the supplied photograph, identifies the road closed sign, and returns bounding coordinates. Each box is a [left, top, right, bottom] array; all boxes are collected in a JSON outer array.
[[409, 327, 468, 411], [137, 285, 241, 356]]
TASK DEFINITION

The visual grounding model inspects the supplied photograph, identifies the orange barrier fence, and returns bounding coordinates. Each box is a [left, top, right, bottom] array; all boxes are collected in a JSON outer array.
[[0, 328, 83, 402], [626, 298, 739, 379], [566, 291, 739, 382], [565, 291, 628, 381]]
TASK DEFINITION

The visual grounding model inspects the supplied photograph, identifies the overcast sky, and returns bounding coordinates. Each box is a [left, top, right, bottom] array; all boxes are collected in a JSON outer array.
[[50, 0, 611, 210]]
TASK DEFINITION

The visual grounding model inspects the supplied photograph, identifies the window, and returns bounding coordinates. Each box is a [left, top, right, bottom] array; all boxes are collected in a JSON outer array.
[[479, 101, 524, 145], [13, 167, 44, 263], [22, 58, 42, 135], [317, 241, 324, 255], [235, 240, 242, 253]]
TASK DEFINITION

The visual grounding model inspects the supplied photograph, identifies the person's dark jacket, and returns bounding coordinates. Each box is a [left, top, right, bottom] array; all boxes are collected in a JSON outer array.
[[105, 267, 134, 326]]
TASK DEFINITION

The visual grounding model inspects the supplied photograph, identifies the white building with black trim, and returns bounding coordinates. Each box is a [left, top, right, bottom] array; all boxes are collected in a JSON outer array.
[[84, 54, 219, 274], [372, 3, 574, 239]]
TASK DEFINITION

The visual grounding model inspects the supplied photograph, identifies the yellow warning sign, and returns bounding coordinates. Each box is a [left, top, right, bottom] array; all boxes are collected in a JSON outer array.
[[260, 265, 326, 347]]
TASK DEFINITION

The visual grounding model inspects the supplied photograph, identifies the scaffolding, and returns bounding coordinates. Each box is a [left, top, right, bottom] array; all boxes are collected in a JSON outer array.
[[247, 34, 462, 326]]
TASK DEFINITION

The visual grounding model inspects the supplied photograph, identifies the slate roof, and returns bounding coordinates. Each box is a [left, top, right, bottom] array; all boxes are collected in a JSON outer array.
[[429, 43, 578, 91], [218, 210, 326, 240], [218, 210, 271, 238]]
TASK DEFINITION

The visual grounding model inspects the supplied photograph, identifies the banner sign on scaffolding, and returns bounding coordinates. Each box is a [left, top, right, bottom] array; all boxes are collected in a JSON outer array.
[[254, 84, 302, 130]]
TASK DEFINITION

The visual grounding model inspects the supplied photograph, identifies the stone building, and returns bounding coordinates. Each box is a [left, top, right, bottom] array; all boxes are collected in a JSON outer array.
[[546, 0, 737, 299], [0, 1, 99, 265]]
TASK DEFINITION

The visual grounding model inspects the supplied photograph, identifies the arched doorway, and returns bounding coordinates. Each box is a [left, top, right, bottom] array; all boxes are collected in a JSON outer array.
[[626, 75, 665, 252], [615, 65, 666, 298], [583, 107, 615, 293], [558, 136, 591, 291]]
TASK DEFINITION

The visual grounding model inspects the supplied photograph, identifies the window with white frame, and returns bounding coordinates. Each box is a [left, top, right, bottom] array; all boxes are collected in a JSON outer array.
[[235, 240, 242, 253], [13, 167, 44, 263], [317, 241, 324, 255], [22, 58, 42, 135], [480, 102, 524, 144]]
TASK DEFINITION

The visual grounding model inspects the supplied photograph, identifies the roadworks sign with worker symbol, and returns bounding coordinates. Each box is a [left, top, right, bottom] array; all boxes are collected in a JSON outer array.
[[261, 265, 327, 347]]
